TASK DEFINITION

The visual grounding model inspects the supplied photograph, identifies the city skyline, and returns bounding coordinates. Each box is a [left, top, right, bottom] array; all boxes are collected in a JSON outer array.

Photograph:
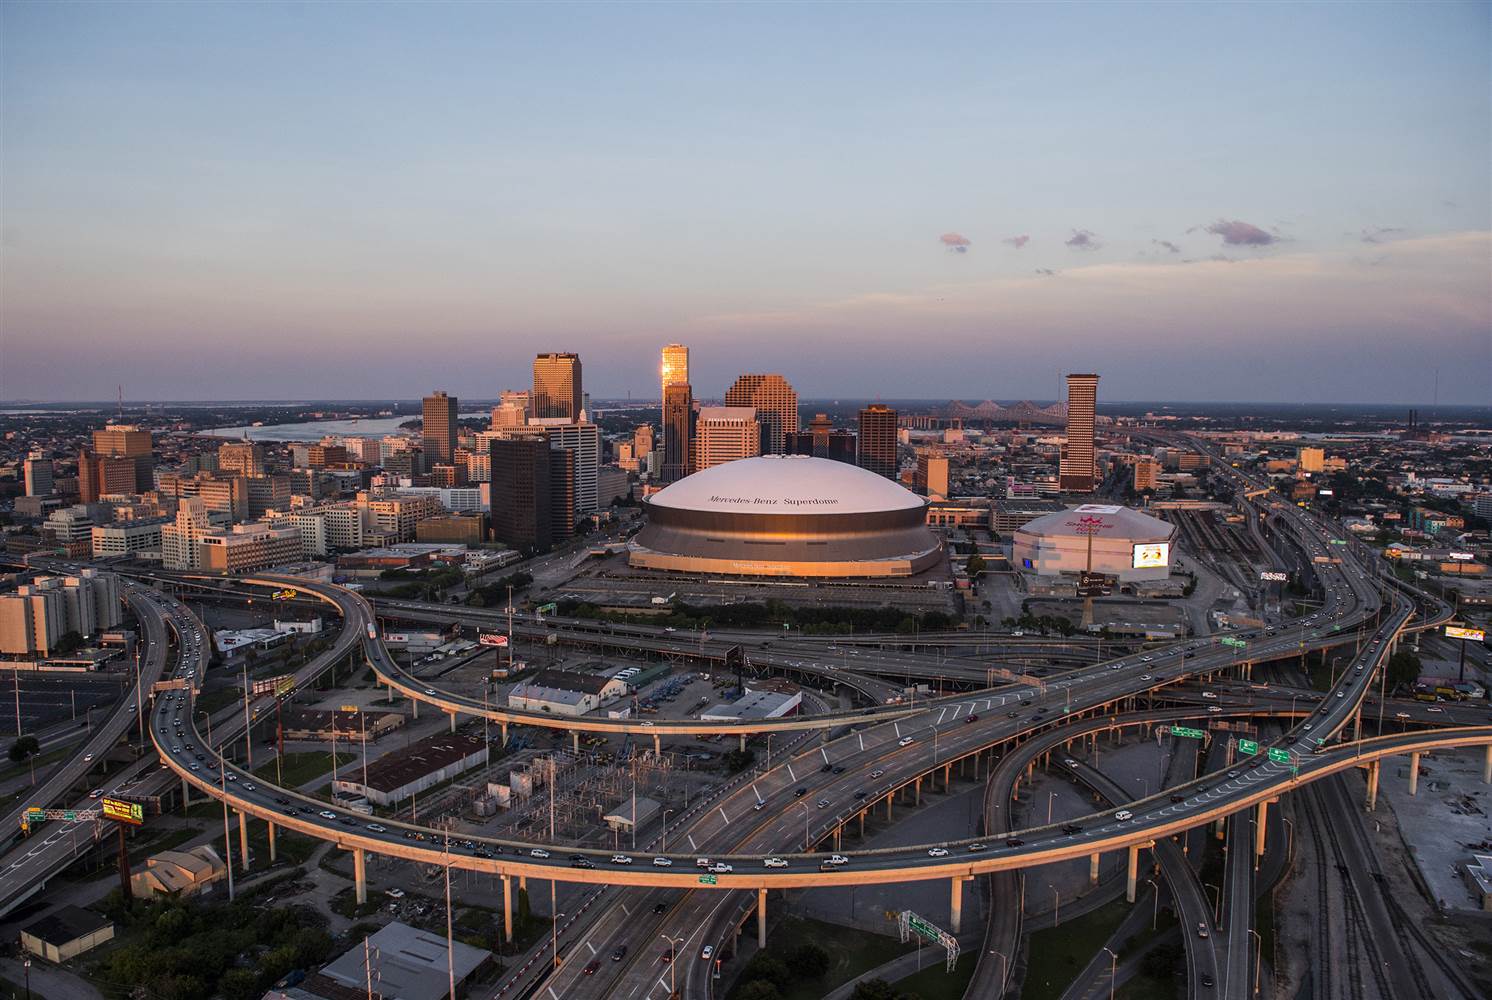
[[2, 2, 1488, 406]]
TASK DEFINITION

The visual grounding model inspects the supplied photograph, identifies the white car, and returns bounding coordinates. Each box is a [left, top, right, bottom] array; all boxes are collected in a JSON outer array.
[[898, 737, 915, 747], [753, 800, 766, 811], [530, 848, 551, 859], [869, 769, 885, 779], [709, 863, 733, 874], [652, 857, 673, 868], [1114, 810, 1133, 821], [763, 857, 788, 868], [385, 888, 405, 898], [700, 945, 714, 961], [89, 788, 103, 798], [1201, 691, 1218, 700], [318, 810, 337, 820], [610, 854, 633, 865], [927, 847, 949, 858], [826, 855, 849, 866]]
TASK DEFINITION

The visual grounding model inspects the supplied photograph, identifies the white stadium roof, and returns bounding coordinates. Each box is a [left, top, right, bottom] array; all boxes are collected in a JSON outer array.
[[1017, 503, 1174, 540], [649, 455, 925, 516]]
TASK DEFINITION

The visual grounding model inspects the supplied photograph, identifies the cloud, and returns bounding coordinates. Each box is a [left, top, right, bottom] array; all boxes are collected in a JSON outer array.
[[1035, 268, 1058, 276], [1153, 239, 1181, 254], [1205, 219, 1278, 246], [1003, 235, 1030, 249], [1065, 229, 1100, 250], [940, 232, 972, 254], [1359, 226, 1405, 244]]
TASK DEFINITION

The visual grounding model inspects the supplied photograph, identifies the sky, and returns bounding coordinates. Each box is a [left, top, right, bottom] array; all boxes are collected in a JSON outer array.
[[2, 2, 1489, 405]]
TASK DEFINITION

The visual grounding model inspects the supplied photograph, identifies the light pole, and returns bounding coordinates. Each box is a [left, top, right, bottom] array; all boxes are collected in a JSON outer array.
[[802, 803, 811, 852], [1047, 791, 1056, 824], [661, 808, 674, 853], [1052, 887, 1061, 926], [1136, 776, 1149, 799], [988, 949, 1008, 990], [1102, 946, 1118, 1000], [550, 879, 563, 970], [661, 934, 683, 998], [1247, 927, 1263, 995], [1144, 878, 1159, 929]]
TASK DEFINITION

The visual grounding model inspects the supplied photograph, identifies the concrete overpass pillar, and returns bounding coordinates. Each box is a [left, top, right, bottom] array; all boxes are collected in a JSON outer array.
[[834, 825, 841, 850], [1353, 710, 1362, 742], [914, 776, 921, 806], [1408, 752, 1420, 796], [268, 821, 277, 863], [519, 874, 527, 893], [1365, 760, 1380, 812], [571, 732, 579, 752], [181, 779, 190, 810], [1125, 844, 1139, 903], [238, 811, 250, 871], [757, 887, 768, 948], [1089, 852, 1100, 885], [450, 712, 458, 734], [353, 847, 367, 905], [859, 810, 865, 838], [1483, 744, 1491, 785], [412, 698, 419, 720], [503, 874, 513, 943], [885, 793, 893, 821], [740, 734, 747, 753], [943, 763, 951, 790], [388, 681, 394, 704], [500, 721, 509, 746], [1254, 802, 1268, 863], [949, 877, 964, 933]]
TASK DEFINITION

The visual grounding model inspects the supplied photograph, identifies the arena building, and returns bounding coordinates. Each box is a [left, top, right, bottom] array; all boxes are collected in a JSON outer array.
[[629, 455, 942, 578], [1012, 503, 1175, 582]]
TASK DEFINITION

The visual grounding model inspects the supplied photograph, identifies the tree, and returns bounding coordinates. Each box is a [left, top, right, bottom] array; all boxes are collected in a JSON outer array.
[[1386, 649, 1422, 691], [851, 981, 901, 1000], [736, 983, 782, 1000], [739, 955, 791, 992], [8, 735, 40, 762], [786, 942, 830, 978], [51, 631, 83, 655], [966, 553, 987, 578], [722, 748, 756, 773]]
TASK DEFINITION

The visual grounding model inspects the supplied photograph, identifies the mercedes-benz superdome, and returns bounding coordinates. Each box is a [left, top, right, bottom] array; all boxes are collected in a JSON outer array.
[[628, 455, 943, 578], [1011, 503, 1176, 581]]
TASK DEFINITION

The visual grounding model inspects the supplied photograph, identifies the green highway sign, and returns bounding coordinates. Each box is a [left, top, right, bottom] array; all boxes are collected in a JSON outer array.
[[1237, 739, 1260, 755], [698, 874, 718, 885], [536, 602, 558, 615], [1267, 748, 1292, 764], [1171, 726, 1204, 739], [1330, 539, 1347, 545], [1220, 637, 1248, 650], [907, 915, 941, 943]]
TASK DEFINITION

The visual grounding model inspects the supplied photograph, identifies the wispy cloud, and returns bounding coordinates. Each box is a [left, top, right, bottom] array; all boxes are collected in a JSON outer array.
[[1359, 226, 1405, 244], [1153, 239, 1181, 254], [940, 232, 972, 254], [1004, 235, 1030, 249], [1065, 229, 1100, 250], [1205, 219, 1278, 246], [1035, 268, 1057, 276]]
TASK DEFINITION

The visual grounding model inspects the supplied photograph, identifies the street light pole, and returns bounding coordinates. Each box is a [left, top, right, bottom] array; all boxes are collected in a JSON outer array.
[[1103, 947, 1118, 1000], [661, 934, 682, 998]]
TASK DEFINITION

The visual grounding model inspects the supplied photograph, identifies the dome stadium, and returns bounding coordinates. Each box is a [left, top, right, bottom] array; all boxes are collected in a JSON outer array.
[[628, 455, 943, 578], [1011, 503, 1176, 582]]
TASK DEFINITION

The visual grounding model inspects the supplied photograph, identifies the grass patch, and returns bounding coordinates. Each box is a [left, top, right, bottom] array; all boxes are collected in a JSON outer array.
[[1116, 971, 1180, 1000], [253, 751, 354, 788], [194, 686, 243, 716], [728, 915, 908, 1000], [246, 823, 319, 867], [893, 949, 977, 1000], [1022, 896, 1133, 1000], [0, 976, 51, 1000], [0, 744, 74, 783]]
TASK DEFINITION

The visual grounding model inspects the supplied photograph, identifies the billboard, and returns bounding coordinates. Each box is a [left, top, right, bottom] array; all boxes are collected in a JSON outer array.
[[102, 797, 144, 826], [1259, 571, 1288, 582], [272, 589, 299, 600], [1132, 542, 1169, 569], [1445, 625, 1486, 642], [1448, 552, 1474, 561], [478, 632, 509, 648]]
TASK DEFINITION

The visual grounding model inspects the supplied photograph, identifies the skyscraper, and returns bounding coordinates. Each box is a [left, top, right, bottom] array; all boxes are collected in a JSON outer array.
[[694, 407, 761, 471], [532, 353, 583, 421], [661, 343, 689, 398], [662, 383, 694, 482], [787, 413, 856, 464], [490, 431, 553, 552], [858, 404, 898, 479], [423, 391, 458, 464], [1059, 373, 1100, 493], [92, 424, 154, 492], [23, 453, 53, 497], [724, 374, 798, 455], [218, 441, 266, 478]]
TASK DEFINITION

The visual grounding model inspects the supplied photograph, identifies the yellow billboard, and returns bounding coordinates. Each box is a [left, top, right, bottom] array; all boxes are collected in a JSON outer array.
[[1445, 625, 1485, 642], [1132, 543, 1169, 569], [101, 797, 144, 826]]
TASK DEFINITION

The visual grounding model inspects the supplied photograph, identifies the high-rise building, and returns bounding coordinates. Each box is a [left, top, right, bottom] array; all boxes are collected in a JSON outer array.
[[529, 419, 600, 517], [0, 570, 121, 655], [23, 453, 54, 497], [532, 353, 583, 421], [197, 522, 302, 574], [858, 405, 898, 479], [549, 447, 577, 543], [694, 407, 761, 471], [787, 414, 856, 464], [423, 391, 458, 464], [218, 441, 267, 478], [661, 343, 689, 399], [490, 432, 553, 551], [92, 425, 154, 491], [724, 374, 798, 454], [633, 424, 654, 458], [162, 498, 215, 570], [77, 451, 101, 504], [1059, 374, 1100, 493], [662, 383, 694, 482], [1133, 457, 1159, 492], [1297, 447, 1324, 473], [916, 452, 950, 498], [97, 455, 141, 497]]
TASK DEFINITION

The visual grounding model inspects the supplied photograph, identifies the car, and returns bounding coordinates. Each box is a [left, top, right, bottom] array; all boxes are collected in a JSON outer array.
[[571, 858, 595, 869], [701, 945, 714, 961], [710, 863, 733, 873], [1197, 922, 1210, 939], [1140, 674, 1153, 681], [89, 788, 103, 798], [1200, 972, 1215, 988], [1427, 707, 1444, 714], [1005, 837, 1024, 847], [869, 769, 884, 779], [696, 858, 713, 868], [826, 855, 849, 866], [660, 948, 673, 964], [1227, 770, 1239, 778], [424, 688, 436, 695], [1207, 706, 1222, 714], [319, 810, 337, 820], [753, 800, 766, 811], [83, 753, 95, 762], [854, 790, 868, 800], [367, 823, 387, 833], [652, 902, 668, 914], [965, 714, 979, 724], [967, 842, 986, 852], [794, 787, 808, 797], [243, 782, 257, 792], [1063, 759, 1078, 768], [819, 859, 842, 871], [927, 847, 949, 857], [831, 765, 846, 774], [819, 763, 833, 773], [763, 857, 788, 868], [641, 720, 655, 727], [611, 945, 628, 961], [583, 959, 600, 975], [1395, 711, 1410, 719], [611, 854, 633, 865], [1303, 723, 1313, 730], [1170, 793, 1186, 803], [817, 799, 831, 809], [898, 737, 915, 747], [385, 888, 405, 898], [1062, 823, 1083, 835], [1336, 691, 1346, 699], [530, 848, 551, 858], [1201, 691, 1218, 700]]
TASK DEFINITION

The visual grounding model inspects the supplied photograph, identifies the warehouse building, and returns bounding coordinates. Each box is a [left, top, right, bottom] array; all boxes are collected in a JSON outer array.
[[332, 732, 488, 806], [506, 668, 628, 716]]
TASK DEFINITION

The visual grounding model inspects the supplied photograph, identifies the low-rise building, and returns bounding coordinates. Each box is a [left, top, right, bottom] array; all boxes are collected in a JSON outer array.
[[129, 845, 227, 898], [332, 732, 488, 806], [21, 906, 115, 962], [91, 517, 168, 558], [506, 668, 628, 716], [315, 921, 492, 1000]]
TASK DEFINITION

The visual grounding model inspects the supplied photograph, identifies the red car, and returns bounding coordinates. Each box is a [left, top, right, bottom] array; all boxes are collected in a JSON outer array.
[[583, 960, 600, 975], [661, 949, 673, 964]]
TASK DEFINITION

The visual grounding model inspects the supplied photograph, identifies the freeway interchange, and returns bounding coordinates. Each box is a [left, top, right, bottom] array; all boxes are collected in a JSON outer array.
[[20, 434, 1490, 1000]]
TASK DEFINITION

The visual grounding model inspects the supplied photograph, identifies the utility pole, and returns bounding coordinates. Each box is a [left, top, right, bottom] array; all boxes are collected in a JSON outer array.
[[240, 660, 253, 768]]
